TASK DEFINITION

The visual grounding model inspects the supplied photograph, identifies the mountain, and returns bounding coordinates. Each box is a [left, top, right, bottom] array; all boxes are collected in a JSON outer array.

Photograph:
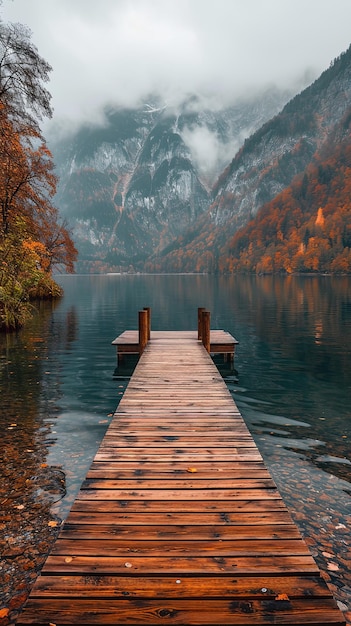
[[50, 88, 294, 272], [147, 45, 351, 273], [219, 113, 351, 274]]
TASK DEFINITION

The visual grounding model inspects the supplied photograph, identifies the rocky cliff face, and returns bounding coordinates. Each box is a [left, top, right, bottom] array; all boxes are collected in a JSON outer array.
[[148, 45, 351, 272], [213, 48, 351, 229], [50, 88, 293, 270]]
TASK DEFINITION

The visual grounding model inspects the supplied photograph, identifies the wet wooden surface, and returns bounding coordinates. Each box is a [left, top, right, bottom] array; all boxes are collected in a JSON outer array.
[[17, 333, 345, 625]]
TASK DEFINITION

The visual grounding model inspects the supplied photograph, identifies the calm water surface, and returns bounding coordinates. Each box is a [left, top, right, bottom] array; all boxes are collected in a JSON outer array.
[[1, 274, 351, 613]]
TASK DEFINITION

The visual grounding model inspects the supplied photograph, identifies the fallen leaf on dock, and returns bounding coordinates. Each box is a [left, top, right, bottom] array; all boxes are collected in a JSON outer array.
[[275, 593, 290, 601], [187, 467, 197, 473]]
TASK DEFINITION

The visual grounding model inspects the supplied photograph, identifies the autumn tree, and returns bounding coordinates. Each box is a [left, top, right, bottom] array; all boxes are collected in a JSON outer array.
[[0, 17, 77, 330]]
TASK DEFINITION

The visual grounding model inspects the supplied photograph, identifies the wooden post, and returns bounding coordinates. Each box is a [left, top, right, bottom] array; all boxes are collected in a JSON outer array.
[[139, 310, 148, 354], [198, 307, 206, 340], [201, 310, 211, 353], [143, 307, 151, 340]]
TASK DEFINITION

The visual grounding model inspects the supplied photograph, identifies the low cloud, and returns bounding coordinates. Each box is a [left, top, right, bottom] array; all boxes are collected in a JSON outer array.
[[181, 125, 243, 183], [2, 0, 351, 131]]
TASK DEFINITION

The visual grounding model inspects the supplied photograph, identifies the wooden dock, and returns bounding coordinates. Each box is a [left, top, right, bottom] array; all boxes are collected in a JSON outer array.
[[112, 307, 239, 367], [17, 329, 345, 625], [112, 330, 238, 364]]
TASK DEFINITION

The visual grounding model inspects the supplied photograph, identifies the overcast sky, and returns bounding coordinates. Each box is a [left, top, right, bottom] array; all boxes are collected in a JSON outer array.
[[2, 0, 351, 130]]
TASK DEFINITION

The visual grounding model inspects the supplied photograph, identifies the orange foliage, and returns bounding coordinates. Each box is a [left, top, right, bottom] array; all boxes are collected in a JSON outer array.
[[222, 139, 351, 274], [0, 101, 77, 272]]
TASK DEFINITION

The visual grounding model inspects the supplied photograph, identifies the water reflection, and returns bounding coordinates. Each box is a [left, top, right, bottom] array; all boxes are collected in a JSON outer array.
[[227, 275, 351, 387], [1, 274, 351, 622], [211, 276, 351, 488], [2, 274, 350, 497]]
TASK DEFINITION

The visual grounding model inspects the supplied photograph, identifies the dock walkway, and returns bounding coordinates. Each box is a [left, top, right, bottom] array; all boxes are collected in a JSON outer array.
[[112, 329, 239, 364], [17, 331, 345, 625]]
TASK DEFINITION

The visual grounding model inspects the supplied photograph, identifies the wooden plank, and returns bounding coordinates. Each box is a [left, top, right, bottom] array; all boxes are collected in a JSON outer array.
[[69, 499, 289, 513], [94, 453, 263, 461], [28, 574, 336, 599], [87, 460, 270, 475], [17, 330, 345, 626], [16, 598, 345, 626], [75, 488, 281, 500], [41, 554, 319, 575], [62, 510, 295, 525], [97, 434, 259, 443], [58, 523, 302, 539], [81, 478, 276, 489], [86, 469, 272, 480], [49, 527, 311, 547]]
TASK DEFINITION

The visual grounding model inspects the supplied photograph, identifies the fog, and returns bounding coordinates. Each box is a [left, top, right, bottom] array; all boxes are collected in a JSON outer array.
[[2, 0, 351, 175], [2, 0, 351, 124]]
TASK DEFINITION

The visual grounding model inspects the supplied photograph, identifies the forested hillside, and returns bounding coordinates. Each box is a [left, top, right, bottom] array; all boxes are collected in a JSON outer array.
[[145, 45, 351, 274], [220, 122, 351, 273]]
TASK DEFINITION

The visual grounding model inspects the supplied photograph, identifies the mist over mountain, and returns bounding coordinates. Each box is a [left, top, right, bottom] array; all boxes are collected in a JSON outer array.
[[145, 44, 351, 273], [50, 43, 351, 274], [50, 86, 294, 271]]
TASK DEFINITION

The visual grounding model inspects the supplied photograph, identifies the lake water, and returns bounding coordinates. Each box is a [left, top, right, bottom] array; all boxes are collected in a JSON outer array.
[[1, 274, 351, 617]]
